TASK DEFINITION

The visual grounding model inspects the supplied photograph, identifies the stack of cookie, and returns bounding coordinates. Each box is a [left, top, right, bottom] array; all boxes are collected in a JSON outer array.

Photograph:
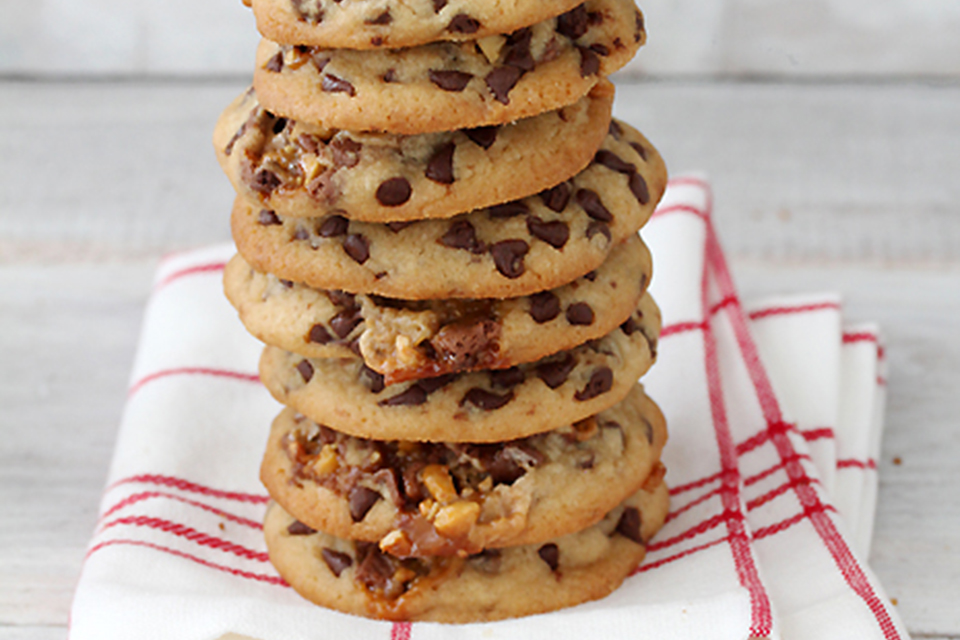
[[215, 0, 669, 622]]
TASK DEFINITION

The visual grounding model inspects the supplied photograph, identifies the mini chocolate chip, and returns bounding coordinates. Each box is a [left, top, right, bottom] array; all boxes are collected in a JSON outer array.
[[425, 142, 456, 184], [429, 69, 473, 92], [489, 367, 525, 389], [594, 149, 636, 174], [615, 507, 643, 543], [321, 548, 353, 577], [485, 66, 522, 104], [376, 177, 412, 206], [584, 270, 597, 282], [271, 117, 288, 134], [578, 46, 601, 77], [322, 74, 357, 96], [287, 520, 316, 535], [526, 216, 569, 249], [360, 364, 385, 393], [487, 202, 530, 219], [331, 137, 363, 169], [576, 189, 613, 222], [280, 279, 295, 288], [536, 353, 576, 389], [629, 141, 649, 161], [566, 302, 595, 325], [318, 214, 349, 237], [387, 221, 413, 233], [448, 13, 480, 33], [265, 52, 284, 72], [296, 359, 315, 382], [629, 172, 650, 205], [371, 36, 384, 46], [432, 0, 447, 11], [366, 9, 391, 24], [379, 386, 428, 407], [586, 220, 611, 242], [250, 169, 281, 194], [539, 182, 571, 212], [440, 220, 485, 254], [609, 120, 624, 139], [621, 316, 639, 335], [308, 323, 334, 344], [330, 308, 363, 339], [538, 543, 560, 571], [556, 5, 589, 40], [348, 486, 382, 522], [464, 125, 499, 149], [382, 68, 398, 83], [490, 240, 529, 279], [258, 209, 281, 226], [529, 291, 561, 323], [575, 367, 613, 401], [342, 234, 370, 264], [460, 388, 514, 411]]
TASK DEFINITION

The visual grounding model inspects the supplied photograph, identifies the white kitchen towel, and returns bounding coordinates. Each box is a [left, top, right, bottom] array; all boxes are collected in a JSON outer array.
[[69, 177, 904, 640]]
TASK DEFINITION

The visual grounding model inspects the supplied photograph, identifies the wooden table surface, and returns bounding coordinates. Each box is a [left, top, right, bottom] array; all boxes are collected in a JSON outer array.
[[1, 78, 958, 639]]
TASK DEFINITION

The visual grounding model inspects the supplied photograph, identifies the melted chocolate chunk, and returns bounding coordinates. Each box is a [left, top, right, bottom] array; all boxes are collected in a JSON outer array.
[[487, 201, 529, 219], [620, 316, 639, 335], [322, 74, 356, 96], [464, 125, 499, 149], [440, 220, 485, 254], [296, 359, 315, 382], [265, 51, 284, 72], [485, 66, 522, 105], [557, 5, 590, 40], [425, 142, 456, 184], [565, 302, 595, 326], [526, 216, 569, 249], [321, 548, 353, 577], [574, 367, 613, 401], [287, 520, 317, 535], [318, 214, 349, 237], [594, 149, 635, 174], [529, 291, 561, 323], [249, 168, 281, 195], [258, 209, 281, 226], [629, 172, 650, 205], [366, 9, 391, 24], [354, 543, 394, 591], [429, 69, 473, 92], [330, 308, 363, 339], [348, 486, 382, 522], [308, 323, 334, 344], [538, 543, 560, 571], [539, 182, 571, 212], [575, 189, 613, 222], [326, 290, 356, 307], [586, 220, 611, 242], [448, 13, 480, 34], [379, 385, 428, 407], [489, 240, 529, 279], [331, 137, 363, 169], [432, 320, 499, 369], [501, 28, 534, 72], [460, 388, 514, 411], [577, 46, 601, 77], [536, 353, 576, 389], [487, 443, 543, 484], [361, 364, 386, 394], [489, 367, 525, 389], [342, 234, 371, 264], [615, 506, 643, 543], [376, 177, 412, 206], [312, 55, 331, 73]]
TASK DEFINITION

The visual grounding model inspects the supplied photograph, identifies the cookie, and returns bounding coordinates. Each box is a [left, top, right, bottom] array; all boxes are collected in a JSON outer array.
[[249, 0, 585, 51], [224, 235, 651, 383], [258, 293, 660, 443], [231, 120, 666, 300], [261, 384, 666, 556], [214, 81, 614, 223], [263, 479, 669, 622], [253, 0, 646, 134]]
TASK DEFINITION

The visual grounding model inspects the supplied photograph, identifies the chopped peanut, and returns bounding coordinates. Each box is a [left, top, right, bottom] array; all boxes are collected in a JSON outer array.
[[420, 464, 458, 503], [311, 444, 339, 475], [642, 462, 667, 491], [380, 529, 412, 557], [433, 500, 481, 538], [572, 417, 599, 442]]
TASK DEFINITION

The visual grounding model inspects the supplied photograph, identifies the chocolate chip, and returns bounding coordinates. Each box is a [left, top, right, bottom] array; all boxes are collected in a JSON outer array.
[[486, 444, 543, 484], [321, 548, 353, 576], [615, 507, 643, 543], [464, 125, 499, 149], [538, 543, 560, 571], [250, 169, 281, 195], [294, 225, 310, 241], [386, 221, 413, 233], [577, 452, 596, 469], [489, 367, 525, 389], [271, 117, 288, 135], [629, 141, 649, 161], [308, 323, 334, 344], [376, 177, 412, 206], [342, 234, 370, 264], [296, 359, 315, 382], [609, 120, 624, 139], [501, 28, 534, 71], [584, 270, 597, 281], [485, 66, 522, 104], [526, 216, 569, 249], [556, 5, 589, 40], [379, 386, 428, 407], [448, 13, 480, 33], [348, 486, 382, 522], [590, 43, 610, 56], [280, 279, 295, 288], [425, 142, 456, 184], [287, 520, 316, 535], [432, 320, 499, 370], [361, 364, 385, 394], [265, 51, 284, 72], [575, 189, 613, 222], [594, 150, 636, 174], [641, 418, 654, 444], [365, 9, 391, 24], [490, 240, 529, 279], [312, 56, 330, 73], [586, 220, 611, 242], [539, 182, 571, 212], [330, 308, 363, 339], [536, 353, 576, 389], [629, 172, 650, 205], [326, 290, 356, 307], [635, 11, 645, 42], [331, 137, 363, 169], [565, 302, 595, 326], [460, 388, 514, 411], [258, 209, 281, 226], [529, 291, 561, 323], [440, 220, 485, 254], [574, 367, 613, 401], [620, 316, 639, 335], [429, 70, 473, 92], [432, 0, 447, 11], [317, 214, 349, 237], [487, 201, 529, 219], [578, 46, 601, 77], [382, 68, 398, 83], [322, 74, 357, 96], [417, 374, 457, 394]]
